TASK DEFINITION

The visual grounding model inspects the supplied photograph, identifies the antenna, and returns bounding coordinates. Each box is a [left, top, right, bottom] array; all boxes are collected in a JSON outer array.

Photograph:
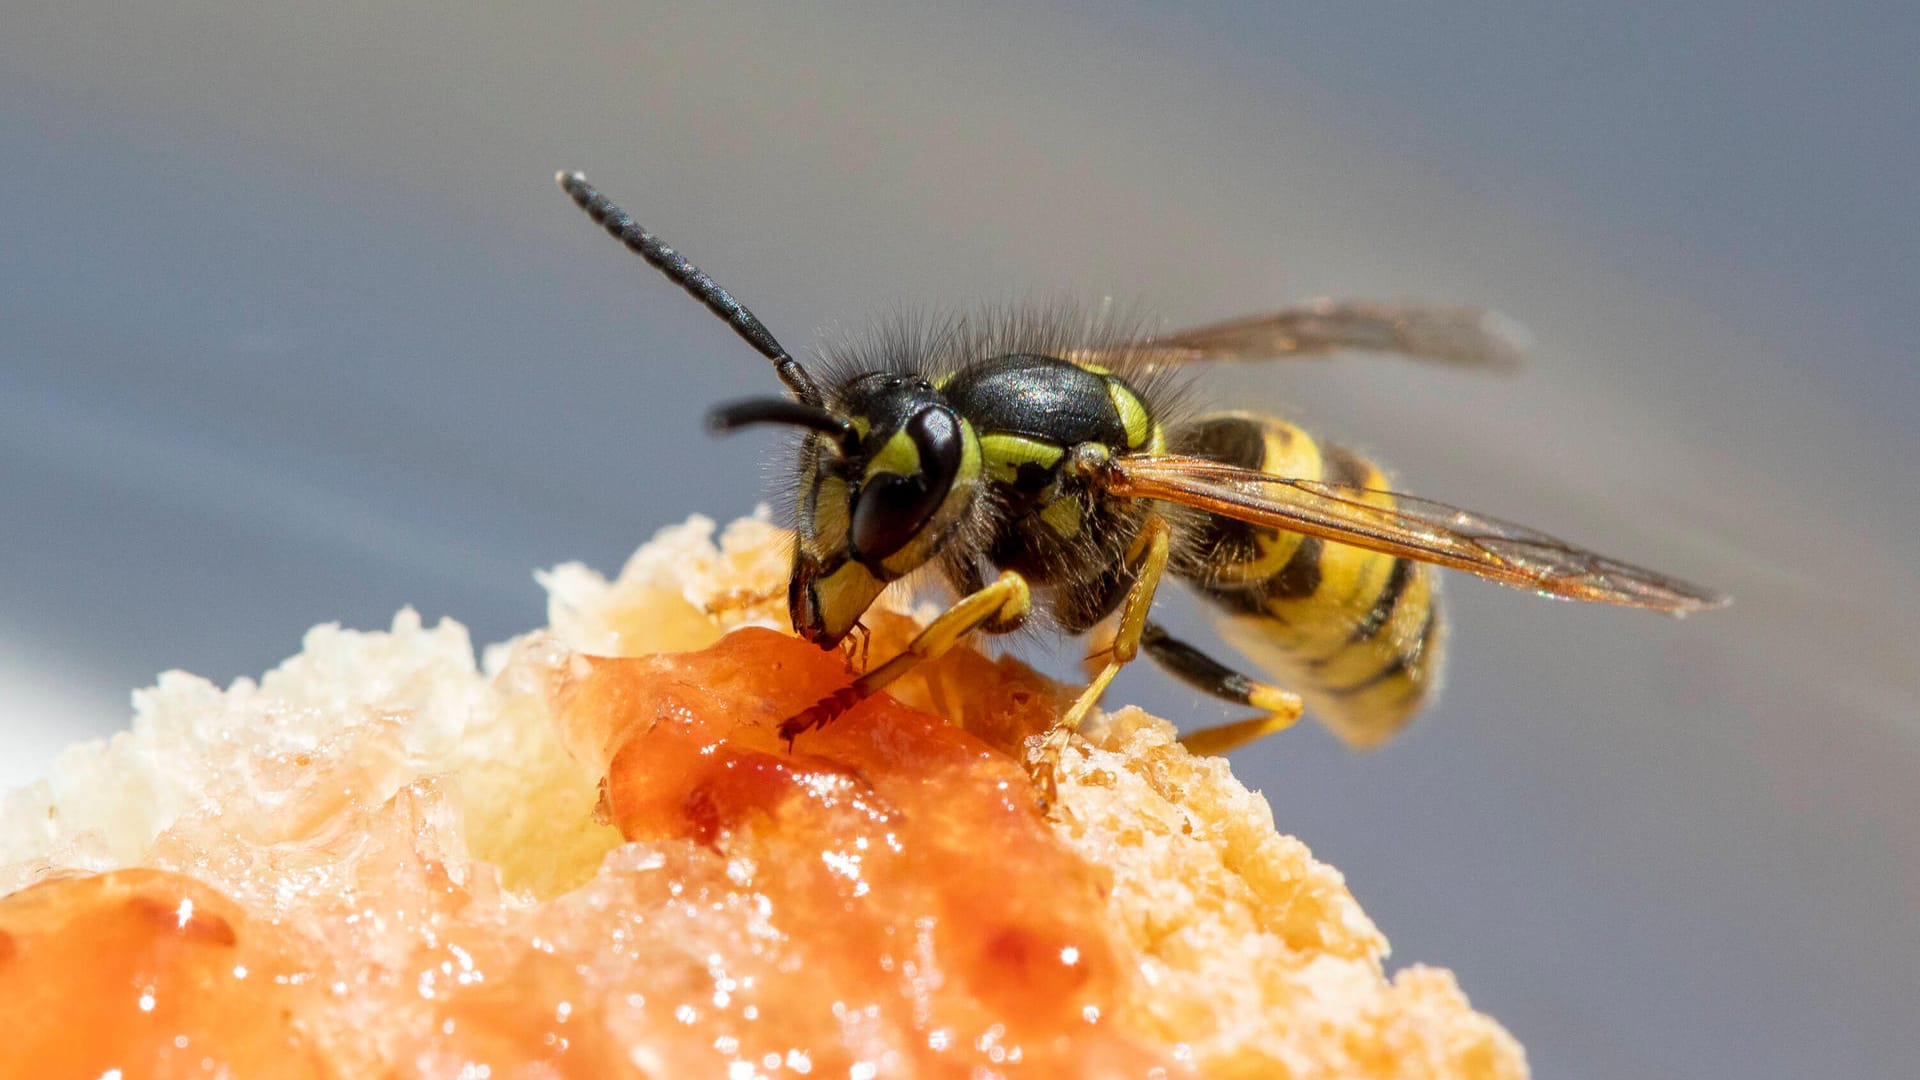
[[556, 171, 823, 405], [709, 397, 862, 457]]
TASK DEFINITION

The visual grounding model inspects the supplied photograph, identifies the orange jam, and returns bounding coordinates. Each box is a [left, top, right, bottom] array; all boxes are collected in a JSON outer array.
[[0, 629, 1174, 1077], [0, 869, 325, 1077]]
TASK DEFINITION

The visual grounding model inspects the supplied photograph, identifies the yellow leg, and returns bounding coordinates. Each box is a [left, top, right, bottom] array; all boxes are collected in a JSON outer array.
[[1178, 685, 1305, 756], [1060, 515, 1172, 730], [1033, 514, 1172, 806], [779, 570, 1032, 743]]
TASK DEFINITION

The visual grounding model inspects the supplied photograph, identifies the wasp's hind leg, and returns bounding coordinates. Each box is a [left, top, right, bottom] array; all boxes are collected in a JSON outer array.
[[778, 570, 1032, 745], [1139, 622, 1304, 755]]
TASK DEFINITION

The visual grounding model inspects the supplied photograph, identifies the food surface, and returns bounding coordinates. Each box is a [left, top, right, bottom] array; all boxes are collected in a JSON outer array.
[[0, 515, 1527, 1078]]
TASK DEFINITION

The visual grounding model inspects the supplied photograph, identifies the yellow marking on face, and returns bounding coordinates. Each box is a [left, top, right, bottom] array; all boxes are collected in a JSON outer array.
[[809, 473, 850, 557], [956, 419, 982, 481], [978, 432, 1064, 484], [865, 428, 920, 480], [814, 559, 887, 640], [1075, 361, 1112, 376], [1039, 496, 1082, 538], [795, 458, 818, 536], [875, 418, 985, 579], [1107, 382, 1152, 448]]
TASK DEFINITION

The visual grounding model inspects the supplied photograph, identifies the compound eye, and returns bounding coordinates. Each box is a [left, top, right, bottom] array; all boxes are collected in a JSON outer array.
[[849, 408, 962, 564]]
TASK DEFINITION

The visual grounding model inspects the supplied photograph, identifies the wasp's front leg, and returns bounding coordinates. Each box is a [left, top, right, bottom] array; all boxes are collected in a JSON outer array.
[[779, 570, 1033, 745]]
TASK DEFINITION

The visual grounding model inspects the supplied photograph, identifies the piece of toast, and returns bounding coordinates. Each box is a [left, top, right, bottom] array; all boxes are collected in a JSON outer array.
[[0, 514, 1526, 1078]]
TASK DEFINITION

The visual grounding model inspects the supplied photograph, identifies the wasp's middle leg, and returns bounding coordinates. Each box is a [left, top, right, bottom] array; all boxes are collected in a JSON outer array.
[[1057, 513, 1174, 732], [1030, 513, 1174, 803]]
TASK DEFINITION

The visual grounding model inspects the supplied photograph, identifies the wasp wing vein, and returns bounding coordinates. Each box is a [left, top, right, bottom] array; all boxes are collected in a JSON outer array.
[[1108, 455, 1725, 613]]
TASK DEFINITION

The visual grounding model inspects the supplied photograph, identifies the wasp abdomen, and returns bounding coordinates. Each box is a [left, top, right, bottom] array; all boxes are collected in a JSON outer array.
[[1175, 412, 1444, 748]]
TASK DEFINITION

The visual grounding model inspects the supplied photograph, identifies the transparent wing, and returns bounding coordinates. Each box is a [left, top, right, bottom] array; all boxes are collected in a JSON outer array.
[[1108, 455, 1726, 613], [1075, 300, 1531, 371]]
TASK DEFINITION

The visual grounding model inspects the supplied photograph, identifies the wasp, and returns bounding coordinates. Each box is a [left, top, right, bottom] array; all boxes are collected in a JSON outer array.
[[558, 171, 1724, 767]]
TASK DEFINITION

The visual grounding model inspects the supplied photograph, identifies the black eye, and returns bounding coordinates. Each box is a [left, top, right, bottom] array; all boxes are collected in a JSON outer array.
[[850, 408, 963, 563]]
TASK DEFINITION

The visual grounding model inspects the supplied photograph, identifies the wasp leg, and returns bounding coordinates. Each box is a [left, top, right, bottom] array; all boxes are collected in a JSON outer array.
[[1138, 622, 1304, 755], [841, 620, 873, 674], [1060, 514, 1173, 731], [944, 557, 1035, 635], [1032, 514, 1173, 805], [779, 570, 1033, 745]]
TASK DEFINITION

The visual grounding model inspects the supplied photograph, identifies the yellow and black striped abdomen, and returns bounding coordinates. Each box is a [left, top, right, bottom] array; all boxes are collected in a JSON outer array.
[[1173, 412, 1444, 748]]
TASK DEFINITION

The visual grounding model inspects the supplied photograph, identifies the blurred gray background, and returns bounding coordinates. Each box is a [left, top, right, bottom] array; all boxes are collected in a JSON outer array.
[[3, 3, 1915, 1076]]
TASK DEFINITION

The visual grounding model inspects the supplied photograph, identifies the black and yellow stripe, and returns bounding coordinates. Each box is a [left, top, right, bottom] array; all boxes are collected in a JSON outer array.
[[1175, 411, 1444, 748]]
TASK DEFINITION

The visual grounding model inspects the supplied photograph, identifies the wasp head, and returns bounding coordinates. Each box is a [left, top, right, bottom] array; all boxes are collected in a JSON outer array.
[[711, 373, 981, 647]]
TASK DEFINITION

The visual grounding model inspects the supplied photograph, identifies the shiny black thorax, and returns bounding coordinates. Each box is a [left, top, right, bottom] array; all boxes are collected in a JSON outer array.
[[940, 354, 1134, 449], [937, 353, 1156, 633]]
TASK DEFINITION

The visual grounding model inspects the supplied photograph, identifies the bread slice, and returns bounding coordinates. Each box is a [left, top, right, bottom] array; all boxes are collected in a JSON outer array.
[[0, 514, 1526, 1078]]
